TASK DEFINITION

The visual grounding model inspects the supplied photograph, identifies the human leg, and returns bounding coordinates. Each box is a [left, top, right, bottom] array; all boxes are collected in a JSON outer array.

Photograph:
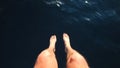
[[63, 33, 89, 68], [34, 35, 58, 68]]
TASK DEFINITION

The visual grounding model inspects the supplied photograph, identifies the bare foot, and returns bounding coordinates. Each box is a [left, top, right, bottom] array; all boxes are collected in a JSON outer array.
[[63, 33, 72, 53], [49, 35, 57, 52]]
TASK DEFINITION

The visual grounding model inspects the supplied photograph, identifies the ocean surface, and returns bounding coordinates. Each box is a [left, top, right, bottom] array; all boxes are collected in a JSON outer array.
[[1, 0, 120, 68]]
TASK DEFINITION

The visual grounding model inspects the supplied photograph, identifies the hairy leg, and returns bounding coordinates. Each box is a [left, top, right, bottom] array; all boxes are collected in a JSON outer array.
[[63, 33, 89, 68], [34, 35, 58, 68]]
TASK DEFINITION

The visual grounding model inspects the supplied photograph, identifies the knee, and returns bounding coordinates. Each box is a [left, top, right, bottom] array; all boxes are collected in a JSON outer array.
[[35, 49, 58, 68], [67, 52, 82, 63], [67, 53, 89, 68], [36, 50, 52, 61], [34, 50, 51, 66]]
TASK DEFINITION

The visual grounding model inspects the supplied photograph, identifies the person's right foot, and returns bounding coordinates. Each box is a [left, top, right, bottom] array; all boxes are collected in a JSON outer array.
[[63, 33, 72, 50], [63, 33, 74, 58]]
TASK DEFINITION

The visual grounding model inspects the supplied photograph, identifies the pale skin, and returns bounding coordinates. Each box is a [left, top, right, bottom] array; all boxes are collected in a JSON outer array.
[[34, 33, 89, 68]]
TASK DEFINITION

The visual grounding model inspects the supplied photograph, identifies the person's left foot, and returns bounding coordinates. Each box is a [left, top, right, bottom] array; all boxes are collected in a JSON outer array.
[[48, 35, 57, 52]]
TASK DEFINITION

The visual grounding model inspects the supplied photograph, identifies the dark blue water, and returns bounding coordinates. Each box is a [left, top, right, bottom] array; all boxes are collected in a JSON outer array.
[[1, 0, 120, 68], [44, 0, 120, 24]]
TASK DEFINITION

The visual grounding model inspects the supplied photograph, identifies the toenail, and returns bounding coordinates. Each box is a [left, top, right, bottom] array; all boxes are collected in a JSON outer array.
[[64, 34, 67, 37], [52, 35, 56, 38]]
